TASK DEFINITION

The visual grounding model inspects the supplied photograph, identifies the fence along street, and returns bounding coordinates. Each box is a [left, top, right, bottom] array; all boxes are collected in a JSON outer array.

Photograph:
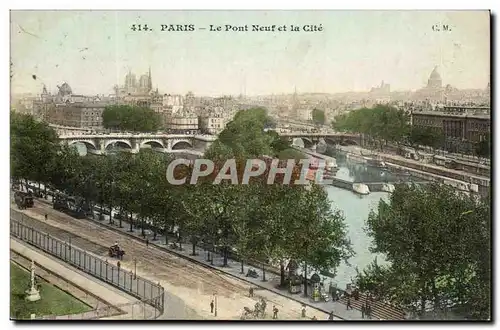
[[10, 210, 165, 319]]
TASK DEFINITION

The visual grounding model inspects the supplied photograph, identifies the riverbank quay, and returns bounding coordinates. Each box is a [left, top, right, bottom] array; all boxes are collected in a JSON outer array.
[[18, 182, 407, 320], [32, 195, 406, 320], [335, 145, 489, 196]]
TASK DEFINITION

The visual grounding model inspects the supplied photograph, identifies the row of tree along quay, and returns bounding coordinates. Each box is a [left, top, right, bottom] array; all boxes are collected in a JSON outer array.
[[10, 108, 490, 320], [332, 104, 490, 158]]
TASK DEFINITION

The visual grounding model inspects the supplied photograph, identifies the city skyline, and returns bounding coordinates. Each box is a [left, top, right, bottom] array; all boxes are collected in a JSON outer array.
[[11, 10, 490, 96]]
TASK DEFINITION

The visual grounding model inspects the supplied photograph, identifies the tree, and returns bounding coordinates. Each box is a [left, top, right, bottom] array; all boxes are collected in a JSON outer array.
[[332, 105, 411, 151], [287, 183, 353, 296], [359, 183, 491, 319], [11, 112, 60, 189], [267, 130, 292, 154], [407, 126, 444, 151], [102, 105, 162, 132], [475, 136, 490, 158], [312, 109, 326, 125]]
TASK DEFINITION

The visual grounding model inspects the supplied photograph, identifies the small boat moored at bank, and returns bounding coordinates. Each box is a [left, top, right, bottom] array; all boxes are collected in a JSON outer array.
[[352, 183, 370, 195]]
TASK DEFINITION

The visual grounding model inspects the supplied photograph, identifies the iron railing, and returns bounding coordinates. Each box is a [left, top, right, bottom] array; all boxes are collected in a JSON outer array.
[[10, 211, 165, 318]]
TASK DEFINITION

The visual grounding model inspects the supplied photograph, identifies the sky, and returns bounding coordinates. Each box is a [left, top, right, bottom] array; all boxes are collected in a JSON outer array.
[[10, 10, 490, 96]]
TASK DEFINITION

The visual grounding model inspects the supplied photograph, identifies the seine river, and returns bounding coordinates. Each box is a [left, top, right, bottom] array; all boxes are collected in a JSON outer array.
[[323, 150, 390, 288]]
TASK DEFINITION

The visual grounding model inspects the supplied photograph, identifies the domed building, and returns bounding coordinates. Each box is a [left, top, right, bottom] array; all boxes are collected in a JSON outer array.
[[427, 66, 443, 89], [57, 82, 73, 97], [414, 66, 445, 101]]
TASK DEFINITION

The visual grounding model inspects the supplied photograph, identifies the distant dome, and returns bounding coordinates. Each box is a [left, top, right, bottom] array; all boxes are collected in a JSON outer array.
[[427, 66, 442, 89], [429, 66, 441, 81], [57, 82, 72, 96]]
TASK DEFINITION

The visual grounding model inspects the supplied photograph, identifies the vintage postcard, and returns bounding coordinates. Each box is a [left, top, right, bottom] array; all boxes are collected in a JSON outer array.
[[9, 10, 491, 321]]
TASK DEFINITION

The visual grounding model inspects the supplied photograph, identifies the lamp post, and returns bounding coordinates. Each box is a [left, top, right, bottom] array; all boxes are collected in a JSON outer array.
[[217, 228, 222, 266], [134, 258, 137, 279], [213, 292, 218, 317]]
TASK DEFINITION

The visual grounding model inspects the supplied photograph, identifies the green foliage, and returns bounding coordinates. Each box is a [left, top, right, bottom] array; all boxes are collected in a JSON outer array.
[[407, 126, 444, 150], [333, 105, 411, 150], [276, 148, 307, 161], [10, 112, 59, 184], [475, 136, 490, 158], [10, 262, 91, 319], [102, 105, 162, 132], [357, 183, 491, 319], [203, 109, 353, 285], [11, 109, 353, 294], [312, 108, 326, 125]]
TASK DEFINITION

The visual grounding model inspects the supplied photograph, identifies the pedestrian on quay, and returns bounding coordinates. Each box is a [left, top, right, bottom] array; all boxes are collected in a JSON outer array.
[[44, 214, 48, 221], [366, 304, 372, 319], [328, 311, 334, 320], [346, 297, 352, 310], [301, 305, 306, 318], [361, 304, 366, 319], [117, 260, 121, 269], [273, 305, 278, 319], [249, 287, 254, 297], [210, 300, 214, 313], [146, 238, 149, 248]]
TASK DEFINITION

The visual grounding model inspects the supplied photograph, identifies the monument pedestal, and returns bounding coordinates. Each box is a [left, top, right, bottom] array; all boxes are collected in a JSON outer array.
[[25, 286, 41, 302], [25, 260, 41, 302]]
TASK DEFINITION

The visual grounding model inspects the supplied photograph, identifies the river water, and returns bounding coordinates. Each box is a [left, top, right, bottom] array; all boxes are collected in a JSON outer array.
[[323, 149, 389, 288]]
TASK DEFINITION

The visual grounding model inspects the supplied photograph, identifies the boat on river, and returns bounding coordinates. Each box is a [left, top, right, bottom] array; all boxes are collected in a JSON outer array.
[[352, 183, 370, 195]]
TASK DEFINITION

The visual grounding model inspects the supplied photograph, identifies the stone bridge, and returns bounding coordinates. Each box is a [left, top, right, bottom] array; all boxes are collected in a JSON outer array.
[[278, 132, 361, 148], [58, 133, 216, 155], [53, 124, 360, 154]]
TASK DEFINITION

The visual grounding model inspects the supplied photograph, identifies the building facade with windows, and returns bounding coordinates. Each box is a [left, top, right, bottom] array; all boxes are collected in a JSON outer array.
[[410, 106, 490, 153], [46, 102, 107, 128]]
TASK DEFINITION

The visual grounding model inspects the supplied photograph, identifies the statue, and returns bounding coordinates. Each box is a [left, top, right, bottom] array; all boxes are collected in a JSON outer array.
[[25, 260, 41, 302]]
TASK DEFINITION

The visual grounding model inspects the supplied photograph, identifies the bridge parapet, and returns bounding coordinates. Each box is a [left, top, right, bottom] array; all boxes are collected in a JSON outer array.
[[59, 133, 214, 154]]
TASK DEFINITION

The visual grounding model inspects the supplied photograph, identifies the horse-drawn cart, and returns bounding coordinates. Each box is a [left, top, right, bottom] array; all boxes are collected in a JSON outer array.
[[108, 245, 125, 259]]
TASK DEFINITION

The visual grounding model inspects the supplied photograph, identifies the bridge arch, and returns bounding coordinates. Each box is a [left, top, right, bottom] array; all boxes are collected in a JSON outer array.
[[140, 140, 165, 149], [105, 140, 133, 150], [292, 137, 314, 149], [324, 137, 340, 145], [67, 140, 97, 151], [171, 140, 193, 150], [341, 139, 359, 146]]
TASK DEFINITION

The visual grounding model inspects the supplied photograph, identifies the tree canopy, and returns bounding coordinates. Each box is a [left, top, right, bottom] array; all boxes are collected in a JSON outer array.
[[102, 105, 162, 132], [312, 108, 326, 125], [10, 112, 59, 186], [332, 105, 411, 151], [356, 183, 491, 320]]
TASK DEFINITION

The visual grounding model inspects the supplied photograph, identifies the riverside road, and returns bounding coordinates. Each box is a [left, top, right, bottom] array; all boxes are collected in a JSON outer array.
[[10, 199, 336, 320]]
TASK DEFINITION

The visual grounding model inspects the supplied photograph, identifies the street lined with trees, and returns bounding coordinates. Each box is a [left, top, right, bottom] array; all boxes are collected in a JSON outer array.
[[10, 108, 490, 319], [11, 109, 353, 294]]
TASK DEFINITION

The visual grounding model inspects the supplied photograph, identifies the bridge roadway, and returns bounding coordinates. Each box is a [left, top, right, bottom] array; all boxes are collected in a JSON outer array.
[[59, 133, 217, 142], [11, 200, 335, 320]]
